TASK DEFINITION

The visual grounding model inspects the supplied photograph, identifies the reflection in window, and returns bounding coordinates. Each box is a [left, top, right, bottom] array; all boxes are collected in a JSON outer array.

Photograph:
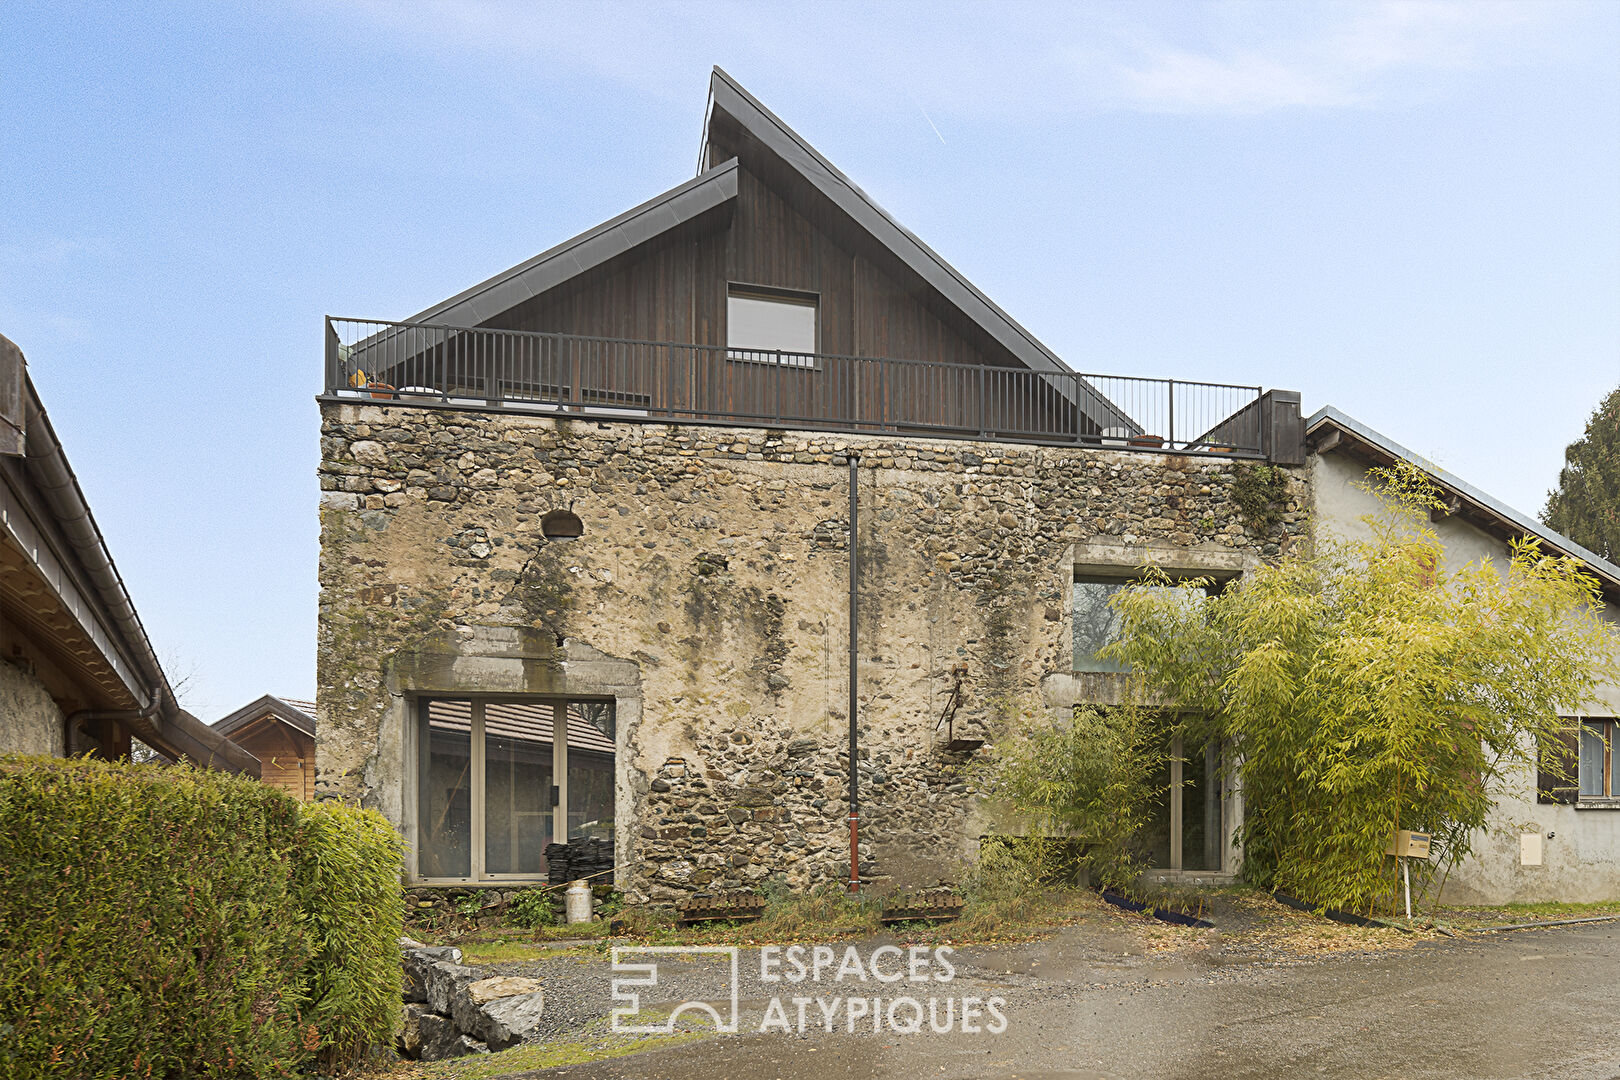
[[1139, 730, 1225, 873], [418, 701, 472, 879], [1073, 580, 1129, 673], [568, 701, 615, 843], [1073, 577, 1206, 673], [415, 697, 616, 881], [484, 702, 555, 876]]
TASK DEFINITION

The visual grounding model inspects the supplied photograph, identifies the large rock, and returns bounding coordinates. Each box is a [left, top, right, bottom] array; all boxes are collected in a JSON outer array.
[[402, 945, 464, 1003], [451, 976, 546, 1051], [424, 961, 479, 1015], [448, 1035, 490, 1058], [404, 1007, 463, 1061]]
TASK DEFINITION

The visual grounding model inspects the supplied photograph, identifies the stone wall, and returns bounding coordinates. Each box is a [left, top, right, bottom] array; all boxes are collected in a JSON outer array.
[[316, 404, 1308, 900], [0, 657, 63, 757]]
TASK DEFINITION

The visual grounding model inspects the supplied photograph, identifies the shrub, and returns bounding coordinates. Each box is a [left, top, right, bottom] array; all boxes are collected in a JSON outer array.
[[508, 888, 559, 929], [0, 756, 403, 1078], [292, 801, 404, 1070], [986, 702, 1166, 894], [1106, 463, 1616, 913]]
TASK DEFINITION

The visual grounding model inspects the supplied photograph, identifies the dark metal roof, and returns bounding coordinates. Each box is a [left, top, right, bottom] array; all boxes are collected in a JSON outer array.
[[702, 69, 1069, 379], [1307, 406, 1620, 598], [405, 160, 740, 327], [213, 693, 316, 739]]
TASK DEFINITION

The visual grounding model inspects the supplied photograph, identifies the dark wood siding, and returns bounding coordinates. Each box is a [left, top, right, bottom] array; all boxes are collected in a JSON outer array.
[[449, 161, 1073, 437], [488, 164, 1011, 370]]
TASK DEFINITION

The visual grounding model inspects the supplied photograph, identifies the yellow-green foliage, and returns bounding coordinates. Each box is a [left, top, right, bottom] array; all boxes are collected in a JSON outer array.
[[0, 757, 403, 1078], [1106, 463, 1617, 913], [988, 703, 1165, 894]]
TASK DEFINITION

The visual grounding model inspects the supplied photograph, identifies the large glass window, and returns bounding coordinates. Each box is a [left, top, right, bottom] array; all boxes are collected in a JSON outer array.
[[567, 702, 616, 843], [484, 702, 555, 877], [727, 286, 817, 365], [415, 697, 615, 881], [1073, 575, 1212, 673], [418, 701, 472, 878]]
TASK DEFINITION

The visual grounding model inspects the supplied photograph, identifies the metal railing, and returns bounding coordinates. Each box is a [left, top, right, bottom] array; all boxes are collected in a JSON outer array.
[[324, 317, 1272, 456]]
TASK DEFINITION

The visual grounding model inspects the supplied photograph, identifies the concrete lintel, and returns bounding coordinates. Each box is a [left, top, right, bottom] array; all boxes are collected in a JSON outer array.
[[1069, 539, 1258, 579]]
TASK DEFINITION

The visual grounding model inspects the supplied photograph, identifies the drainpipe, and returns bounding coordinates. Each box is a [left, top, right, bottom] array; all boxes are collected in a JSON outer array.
[[67, 687, 162, 757], [848, 453, 860, 893]]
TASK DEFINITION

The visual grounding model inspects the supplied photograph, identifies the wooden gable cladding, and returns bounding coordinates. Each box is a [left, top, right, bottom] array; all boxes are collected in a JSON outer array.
[[485, 161, 1016, 372], [724, 166, 854, 354], [227, 713, 315, 801], [488, 210, 730, 346], [706, 103, 1022, 371]]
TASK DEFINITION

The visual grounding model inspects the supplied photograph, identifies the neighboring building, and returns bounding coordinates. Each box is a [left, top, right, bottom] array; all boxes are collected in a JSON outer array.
[[0, 334, 258, 775], [213, 695, 317, 800], [1307, 408, 1620, 904], [315, 69, 1308, 900]]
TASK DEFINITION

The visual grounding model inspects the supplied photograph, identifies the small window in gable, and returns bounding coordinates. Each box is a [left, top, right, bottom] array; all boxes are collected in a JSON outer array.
[[727, 286, 817, 366]]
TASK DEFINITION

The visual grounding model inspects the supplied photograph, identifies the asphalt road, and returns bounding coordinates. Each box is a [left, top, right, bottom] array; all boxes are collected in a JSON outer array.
[[529, 923, 1620, 1080]]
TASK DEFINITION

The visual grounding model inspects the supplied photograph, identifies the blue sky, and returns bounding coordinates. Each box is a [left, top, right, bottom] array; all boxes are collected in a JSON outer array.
[[3, 0, 1617, 720]]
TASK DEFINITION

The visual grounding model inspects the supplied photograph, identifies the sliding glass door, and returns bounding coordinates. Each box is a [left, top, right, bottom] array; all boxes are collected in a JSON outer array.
[[415, 697, 614, 882]]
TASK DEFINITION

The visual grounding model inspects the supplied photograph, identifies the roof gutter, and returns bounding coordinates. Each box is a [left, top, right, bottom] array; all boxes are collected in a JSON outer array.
[[1306, 405, 1620, 600], [12, 353, 259, 776]]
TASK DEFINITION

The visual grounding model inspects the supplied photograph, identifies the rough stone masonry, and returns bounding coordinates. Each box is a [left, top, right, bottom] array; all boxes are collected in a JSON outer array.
[[315, 403, 1307, 902]]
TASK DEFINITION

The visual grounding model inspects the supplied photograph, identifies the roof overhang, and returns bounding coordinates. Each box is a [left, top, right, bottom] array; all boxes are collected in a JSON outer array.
[[405, 159, 740, 328], [1307, 406, 1620, 602], [0, 334, 258, 775], [214, 693, 316, 739]]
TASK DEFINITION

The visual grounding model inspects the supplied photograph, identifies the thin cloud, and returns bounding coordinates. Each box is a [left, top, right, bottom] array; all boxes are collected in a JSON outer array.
[[315, 0, 1589, 118], [0, 235, 112, 268], [1111, 1, 1554, 114]]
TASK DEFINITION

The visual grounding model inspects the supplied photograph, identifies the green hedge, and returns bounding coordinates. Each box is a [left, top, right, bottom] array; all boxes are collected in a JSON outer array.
[[0, 756, 403, 1078]]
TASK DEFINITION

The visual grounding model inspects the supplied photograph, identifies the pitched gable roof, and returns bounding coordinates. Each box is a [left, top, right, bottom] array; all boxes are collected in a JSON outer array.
[[404, 160, 739, 328], [213, 694, 315, 739], [371, 69, 1138, 433], [699, 67, 1072, 382], [1307, 406, 1620, 601]]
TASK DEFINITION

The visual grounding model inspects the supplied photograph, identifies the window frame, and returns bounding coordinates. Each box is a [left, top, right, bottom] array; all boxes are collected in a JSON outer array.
[[1162, 730, 1228, 873], [410, 694, 616, 884], [725, 283, 820, 368], [1578, 718, 1620, 808], [1071, 569, 1229, 675], [1538, 716, 1620, 809]]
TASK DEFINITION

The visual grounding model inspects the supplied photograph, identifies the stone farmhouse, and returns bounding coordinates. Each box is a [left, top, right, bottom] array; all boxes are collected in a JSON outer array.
[[315, 69, 1617, 905]]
